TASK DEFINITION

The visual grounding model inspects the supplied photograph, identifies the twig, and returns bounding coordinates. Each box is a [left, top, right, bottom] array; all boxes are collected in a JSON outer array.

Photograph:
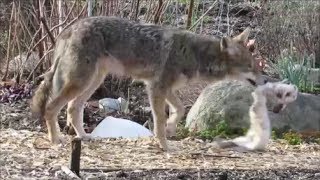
[[190, 152, 241, 159], [158, 0, 172, 25], [35, 0, 44, 73], [18, 27, 41, 77], [14, 1, 22, 83], [217, 0, 224, 33], [60, 166, 81, 180], [54, 3, 87, 38], [154, 0, 163, 24], [30, 1, 76, 52], [40, 17, 56, 46], [26, 49, 54, 81], [2, 2, 15, 81], [135, 0, 140, 21], [226, 1, 231, 36], [26, 3, 86, 82], [189, 0, 218, 30], [53, 0, 76, 32], [18, 10, 33, 40], [5, 166, 10, 176], [58, 3, 87, 33]]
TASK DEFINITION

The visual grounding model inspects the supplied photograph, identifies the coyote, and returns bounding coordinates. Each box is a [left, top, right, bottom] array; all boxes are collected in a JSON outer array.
[[31, 16, 265, 150], [213, 81, 298, 151]]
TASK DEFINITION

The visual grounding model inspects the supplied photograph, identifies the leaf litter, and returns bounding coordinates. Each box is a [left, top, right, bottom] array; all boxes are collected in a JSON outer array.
[[0, 129, 319, 179]]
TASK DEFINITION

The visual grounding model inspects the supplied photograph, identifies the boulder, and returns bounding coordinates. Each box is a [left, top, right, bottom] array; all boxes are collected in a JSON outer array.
[[185, 80, 320, 132]]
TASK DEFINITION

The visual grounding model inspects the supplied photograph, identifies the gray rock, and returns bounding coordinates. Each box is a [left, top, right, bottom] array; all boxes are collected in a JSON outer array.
[[186, 80, 320, 132], [98, 97, 128, 114]]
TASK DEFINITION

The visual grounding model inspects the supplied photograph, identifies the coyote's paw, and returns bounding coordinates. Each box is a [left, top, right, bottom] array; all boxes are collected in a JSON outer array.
[[166, 123, 177, 138], [76, 133, 94, 141], [49, 134, 66, 145], [155, 136, 168, 151]]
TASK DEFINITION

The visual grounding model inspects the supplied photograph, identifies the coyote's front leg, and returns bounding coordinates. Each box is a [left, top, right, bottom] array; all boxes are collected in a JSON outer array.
[[165, 91, 185, 137], [147, 84, 168, 150]]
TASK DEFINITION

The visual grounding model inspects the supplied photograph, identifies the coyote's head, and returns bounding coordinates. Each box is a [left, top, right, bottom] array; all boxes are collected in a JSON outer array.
[[219, 28, 265, 86]]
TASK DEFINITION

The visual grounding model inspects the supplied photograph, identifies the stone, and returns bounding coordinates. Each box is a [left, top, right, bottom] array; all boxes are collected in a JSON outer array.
[[186, 80, 320, 132], [98, 97, 128, 114]]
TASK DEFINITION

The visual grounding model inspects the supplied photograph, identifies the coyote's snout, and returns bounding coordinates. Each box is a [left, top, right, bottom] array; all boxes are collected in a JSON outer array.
[[31, 16, 263, 150]]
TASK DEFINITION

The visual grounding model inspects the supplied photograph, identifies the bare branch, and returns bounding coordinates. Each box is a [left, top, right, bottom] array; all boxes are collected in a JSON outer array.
[[40, 17, 55, 46], [2, 3, 15, 81]]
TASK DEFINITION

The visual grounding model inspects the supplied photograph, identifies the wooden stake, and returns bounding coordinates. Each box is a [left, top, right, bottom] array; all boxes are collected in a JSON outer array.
[[70, 137, 82, 177]]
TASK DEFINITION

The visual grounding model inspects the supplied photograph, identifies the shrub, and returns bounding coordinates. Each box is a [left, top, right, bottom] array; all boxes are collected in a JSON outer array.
[[257, 0, 320, 65]]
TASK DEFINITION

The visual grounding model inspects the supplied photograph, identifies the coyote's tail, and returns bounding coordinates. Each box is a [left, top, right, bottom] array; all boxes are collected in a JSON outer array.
[[30, 57, 59, 119]]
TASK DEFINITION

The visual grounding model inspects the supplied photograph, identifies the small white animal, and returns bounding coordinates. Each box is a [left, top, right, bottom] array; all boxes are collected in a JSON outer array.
[[213, 81, 298, 151]]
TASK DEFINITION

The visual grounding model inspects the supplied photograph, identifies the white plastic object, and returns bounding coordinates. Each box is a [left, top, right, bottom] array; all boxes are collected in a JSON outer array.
[[90, 116, 153, 138]]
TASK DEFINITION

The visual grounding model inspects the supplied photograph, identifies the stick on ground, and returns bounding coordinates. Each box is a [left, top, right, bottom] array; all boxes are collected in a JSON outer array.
[[70, 137, 82, 177]]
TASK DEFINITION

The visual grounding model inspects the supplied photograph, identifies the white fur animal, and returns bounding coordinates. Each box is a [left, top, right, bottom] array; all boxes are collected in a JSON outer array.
[[213, 81, 298, 151]]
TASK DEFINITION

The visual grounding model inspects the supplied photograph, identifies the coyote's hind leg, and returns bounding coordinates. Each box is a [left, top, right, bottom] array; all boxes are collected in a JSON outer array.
[[165, 90, 185, 137], [45, 83, 85, 144], [66, 68, 107, 140], [147, 83, 168, 150]]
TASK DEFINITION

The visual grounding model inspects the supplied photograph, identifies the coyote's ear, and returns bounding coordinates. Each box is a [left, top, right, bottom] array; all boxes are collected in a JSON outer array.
[[220, 37, 231, 50], [233, 27, 250, 45]]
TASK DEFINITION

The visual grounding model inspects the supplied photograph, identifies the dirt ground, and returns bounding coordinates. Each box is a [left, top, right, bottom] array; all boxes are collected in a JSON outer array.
[[1, 93, 320, 179], [0, 128, 319, 179]]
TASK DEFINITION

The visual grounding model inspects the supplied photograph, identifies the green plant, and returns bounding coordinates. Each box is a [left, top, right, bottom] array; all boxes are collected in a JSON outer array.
[[271, 129, 278, 140], [283, 131, 302, 145], [196, 120, 246, 140], [176, 125, 191, 139], [272, 51, 317, 93]]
